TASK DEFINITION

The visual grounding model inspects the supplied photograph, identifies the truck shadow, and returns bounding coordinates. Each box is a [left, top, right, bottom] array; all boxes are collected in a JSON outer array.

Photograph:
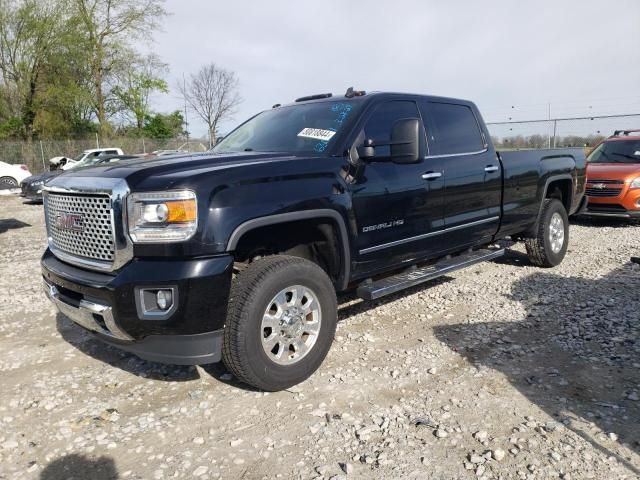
[[433, 264, 640, 475], [0, 218, 30, 234], [55, 312, 261, 390], [55, 313, 200, 382], [40, 454, 118, 480]]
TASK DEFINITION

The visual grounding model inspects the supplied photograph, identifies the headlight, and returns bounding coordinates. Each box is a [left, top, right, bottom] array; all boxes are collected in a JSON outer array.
[[32, 180, 43, 186], [630, 177, 640, 189], [127, 190, 197, 243]]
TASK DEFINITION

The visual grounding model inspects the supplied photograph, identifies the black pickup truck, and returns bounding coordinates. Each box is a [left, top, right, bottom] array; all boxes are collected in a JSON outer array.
[[41, 89, 586, 390]]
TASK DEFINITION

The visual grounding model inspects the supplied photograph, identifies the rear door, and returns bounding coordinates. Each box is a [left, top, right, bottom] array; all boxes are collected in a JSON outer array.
[[419, 101, 501, 247], [351, 100, 445, 274]]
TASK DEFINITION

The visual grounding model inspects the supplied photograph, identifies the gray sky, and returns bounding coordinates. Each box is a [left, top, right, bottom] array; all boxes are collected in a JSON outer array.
[[148, 0, 640, 138]]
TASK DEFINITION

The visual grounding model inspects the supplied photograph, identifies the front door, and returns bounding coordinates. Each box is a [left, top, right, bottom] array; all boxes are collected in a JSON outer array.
[[351, 100, 445, 276]]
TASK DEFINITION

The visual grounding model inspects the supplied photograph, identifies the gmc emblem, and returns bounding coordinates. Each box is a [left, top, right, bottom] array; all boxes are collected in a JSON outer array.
[[55, 212, 84, 232]]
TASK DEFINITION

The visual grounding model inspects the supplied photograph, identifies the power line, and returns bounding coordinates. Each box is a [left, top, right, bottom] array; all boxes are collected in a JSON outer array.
[[486, 113, 640, 125]]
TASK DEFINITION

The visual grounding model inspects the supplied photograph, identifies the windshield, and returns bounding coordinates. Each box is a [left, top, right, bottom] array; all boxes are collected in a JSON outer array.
[[213, 100, 362, 155], [588, 140, 640, 164]]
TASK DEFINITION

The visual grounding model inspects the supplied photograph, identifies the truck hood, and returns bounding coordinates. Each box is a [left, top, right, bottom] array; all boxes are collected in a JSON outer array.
[[45, 151, 302, 190], [587, 162, 640, 180]]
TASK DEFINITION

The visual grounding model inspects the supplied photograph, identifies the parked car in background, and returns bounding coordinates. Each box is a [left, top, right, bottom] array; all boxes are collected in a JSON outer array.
[[21, 155, 138, 201], [152, 149, 188, 156], [583, 130, 640, 218], [0, 161, 32, 189], [49, 148, 124, 170]]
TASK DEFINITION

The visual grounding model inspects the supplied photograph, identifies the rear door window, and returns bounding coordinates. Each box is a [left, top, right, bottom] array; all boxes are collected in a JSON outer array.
[[421, 102, 484, 155]]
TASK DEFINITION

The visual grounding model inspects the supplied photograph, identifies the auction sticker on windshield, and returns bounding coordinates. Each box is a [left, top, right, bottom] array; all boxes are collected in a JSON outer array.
[[297, 128, 336, 141]]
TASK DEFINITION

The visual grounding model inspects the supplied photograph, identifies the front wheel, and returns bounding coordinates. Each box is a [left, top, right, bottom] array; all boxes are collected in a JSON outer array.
[[222, 255, 337, 391], [525, 199, 569, 267]]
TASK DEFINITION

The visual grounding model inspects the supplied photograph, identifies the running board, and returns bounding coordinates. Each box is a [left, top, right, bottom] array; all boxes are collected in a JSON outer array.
[[356, 248, 505, 300]]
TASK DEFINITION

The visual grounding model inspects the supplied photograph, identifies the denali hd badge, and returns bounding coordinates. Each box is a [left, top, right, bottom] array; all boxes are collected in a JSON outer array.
[[362, 219, 404, 233], [55, 212, 85, 232]]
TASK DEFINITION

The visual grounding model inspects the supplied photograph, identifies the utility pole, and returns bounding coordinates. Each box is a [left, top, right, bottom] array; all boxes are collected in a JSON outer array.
[[547, 102, 551, 148], [183, 73, 189, 152]]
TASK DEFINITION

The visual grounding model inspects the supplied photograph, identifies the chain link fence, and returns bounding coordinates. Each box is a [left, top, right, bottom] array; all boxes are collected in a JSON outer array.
[[486, 113, 640, 150], [0, 137, 210, 174]]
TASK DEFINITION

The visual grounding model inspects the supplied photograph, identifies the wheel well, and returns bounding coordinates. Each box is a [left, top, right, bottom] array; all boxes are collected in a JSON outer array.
[[545, 179, 572, 212], [232, 219, 343, 285]]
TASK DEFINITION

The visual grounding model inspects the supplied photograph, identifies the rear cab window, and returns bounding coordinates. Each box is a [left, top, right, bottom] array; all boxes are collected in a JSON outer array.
[[420, 101, 485, 156]]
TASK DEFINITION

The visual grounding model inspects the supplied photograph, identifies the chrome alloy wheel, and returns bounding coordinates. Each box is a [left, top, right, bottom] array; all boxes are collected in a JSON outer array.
[[260, 285, 322, 365], [549, 212, 565, 253]]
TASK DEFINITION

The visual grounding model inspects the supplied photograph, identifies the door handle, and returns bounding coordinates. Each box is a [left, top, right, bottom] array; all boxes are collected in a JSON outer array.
[[484, 165, 499, 173], [421, 172, 442, 180]]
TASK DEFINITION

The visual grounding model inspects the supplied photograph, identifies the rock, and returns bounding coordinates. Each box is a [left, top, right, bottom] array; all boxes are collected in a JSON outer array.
[[469, 453, 485, 464], [340, 462, 353, 474], [2, 440, 18, 450], [473, 430, 488, 442], [434, 429, 448, 438], [492, 448, 506, 462], [627, 392, 639, 401], [356, 425, 379, 440], [192, 466, 208, 477], [229, 438, 243, 447], [192, 437, 204, 445], [427, 367, 437, 374], [608, 432, 618, 441]]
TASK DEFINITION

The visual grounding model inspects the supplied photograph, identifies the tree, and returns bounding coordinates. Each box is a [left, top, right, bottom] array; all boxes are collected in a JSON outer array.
[[113, 54, 168, 132], [0, 0, 64, 140], [72, 0, 167, 138], [143, 110, 184, 139], [179, 63, 241, 147]]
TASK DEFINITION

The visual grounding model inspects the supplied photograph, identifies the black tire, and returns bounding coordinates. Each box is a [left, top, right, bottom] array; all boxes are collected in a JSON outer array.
[[222, 255, 337, 391], [525, 199, 569, 268], [0, 176, 18, 190]]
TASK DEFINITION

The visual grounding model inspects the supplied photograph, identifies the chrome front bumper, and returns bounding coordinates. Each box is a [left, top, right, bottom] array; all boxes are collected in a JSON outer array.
[[43, 279, 132, 340]]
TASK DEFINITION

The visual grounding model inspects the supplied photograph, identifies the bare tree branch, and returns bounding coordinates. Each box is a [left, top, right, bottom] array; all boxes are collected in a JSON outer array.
[[179, 63, 241, 147]]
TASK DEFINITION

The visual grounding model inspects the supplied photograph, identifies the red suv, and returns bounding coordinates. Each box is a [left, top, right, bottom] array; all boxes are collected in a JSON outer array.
[[584, 130, 640, 218]]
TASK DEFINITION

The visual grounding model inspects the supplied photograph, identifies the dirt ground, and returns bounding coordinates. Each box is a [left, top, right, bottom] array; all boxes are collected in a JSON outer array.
[[0, 194, 639, 480]]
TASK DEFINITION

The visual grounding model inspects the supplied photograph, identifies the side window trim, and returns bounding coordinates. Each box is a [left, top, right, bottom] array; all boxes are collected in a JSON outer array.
[[425, 148, 488, 159], [422, 101, 486, 158]]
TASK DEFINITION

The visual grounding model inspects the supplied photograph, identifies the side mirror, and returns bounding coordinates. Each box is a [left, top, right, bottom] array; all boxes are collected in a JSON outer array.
[[356, 139, 375, 160], [390, 118, 420, 163]]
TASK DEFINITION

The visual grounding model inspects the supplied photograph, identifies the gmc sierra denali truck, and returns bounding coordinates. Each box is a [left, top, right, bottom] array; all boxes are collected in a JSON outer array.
[[41, 89, 586, 391]]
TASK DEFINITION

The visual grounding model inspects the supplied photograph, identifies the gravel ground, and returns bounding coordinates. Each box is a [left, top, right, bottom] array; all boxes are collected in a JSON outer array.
[[1, 195, 639, 480]]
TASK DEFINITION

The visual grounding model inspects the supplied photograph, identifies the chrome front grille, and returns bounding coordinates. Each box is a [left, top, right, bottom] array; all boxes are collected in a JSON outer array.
[[585, 178, 624, 184], [585, 178, 624, 197], [44, 192, 115, 264]]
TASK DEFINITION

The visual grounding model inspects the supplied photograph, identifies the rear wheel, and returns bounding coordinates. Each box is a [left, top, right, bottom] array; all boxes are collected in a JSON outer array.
[[222, 255, 337, 391], [0, 176, 18, 189], [525, 199, 569, 267]]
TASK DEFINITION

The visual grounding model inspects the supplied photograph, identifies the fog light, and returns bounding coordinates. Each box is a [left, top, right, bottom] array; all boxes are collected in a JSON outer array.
[[135, 286, 178, 320], [156, 289, 172, 310]]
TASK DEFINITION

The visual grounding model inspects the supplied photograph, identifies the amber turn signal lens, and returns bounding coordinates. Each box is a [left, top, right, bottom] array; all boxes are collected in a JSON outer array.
[[165, 200, 197, 223]]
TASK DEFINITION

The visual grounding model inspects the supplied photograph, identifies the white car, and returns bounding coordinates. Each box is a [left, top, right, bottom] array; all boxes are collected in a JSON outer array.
[[0, 161, 32, 189], [49, 148, 124, 170]]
